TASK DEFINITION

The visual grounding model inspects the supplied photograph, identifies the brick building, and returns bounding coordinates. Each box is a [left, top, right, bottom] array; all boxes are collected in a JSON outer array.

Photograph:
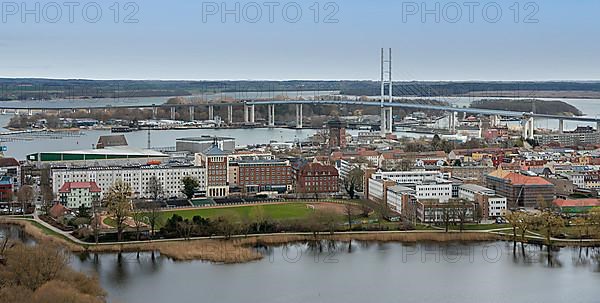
[[294, 162, 339, 196], [196, 145, 230, 198], [233, 159, 293, 193], [486, 170, 555, 208]]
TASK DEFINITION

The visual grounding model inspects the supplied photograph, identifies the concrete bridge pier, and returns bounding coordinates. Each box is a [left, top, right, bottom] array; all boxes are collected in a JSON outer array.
[[597, 121, 600, 133], [28, 109, 33, 116], [244, 105, 249, 123], [189, 106, 195, 121], [227, 106, 233, 124], [380, 107, 393, 137], [208, 105, 214, 120], [448, 111, 457, 133], [152, 105, 157, 119], [249, 105, 255, 123], [558, 119, 564, 134], [296, 104, 303, 129], [170, 107, 176, 120], [267, 104, 275, 126], [522, 116, 535, 140], [87, 108, 92, 114]]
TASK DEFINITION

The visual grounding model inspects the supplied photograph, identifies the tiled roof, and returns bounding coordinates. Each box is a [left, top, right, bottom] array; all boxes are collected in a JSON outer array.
[[0, 158, 19, 167], [58, 182, 101, 193], [488, 170, 553, 186], [553, 199, 600, 207]]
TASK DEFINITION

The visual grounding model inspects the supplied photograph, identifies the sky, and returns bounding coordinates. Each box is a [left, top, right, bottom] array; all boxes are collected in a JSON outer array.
[[1, 0, 599, 81]]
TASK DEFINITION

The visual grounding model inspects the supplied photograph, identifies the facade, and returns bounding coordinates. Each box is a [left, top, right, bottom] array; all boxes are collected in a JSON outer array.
[[486, 170, 555, 208], [386, 185, 416, 214], [196, 145, 230, 198], [27, 147, 168, 167], [294, 162, 339, 196], [0, 157, 21, 193], [52, 164, 206, 199], [233, 159, 293, 193], [417, 200, 476, 223], [368, 177, 397, 203], [536, 126, 600, 146], [370, 170, 447, 184], [327, 119, 347, 149], [440, 166, 495, 185], [58, 181, 101, 209], [176, 136, 235, 153], [459, 184, 507, 218], [96, 135, 128, 149]]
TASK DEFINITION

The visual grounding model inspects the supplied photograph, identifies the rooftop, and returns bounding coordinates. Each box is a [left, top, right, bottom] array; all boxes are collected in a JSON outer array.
[[58, 181, 101, 193]]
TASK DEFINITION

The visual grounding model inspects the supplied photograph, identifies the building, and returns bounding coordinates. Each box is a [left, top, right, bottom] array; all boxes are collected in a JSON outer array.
[[417, 200, 477, 223], [294, 162, 339, 196], [386, 185, 416, 214], [536, 126, 600, 146], [232, 159, 293, 193], [486, 170, 555, 208], [58, 181, 101, 209], [52, 164, 206, 199], [327, 119, 347, 149], [0, 157, 20, 193], [368, 177, 398, 203], [370, 170, 447, 184], [459, 184, 507, 218], [440, 166, 495, 185], [96, 135, 128, 149], [176, 136, 235, 153], [196, 145, 230, 198], [553, 198, 600, 214], [27, 147, 168, 167], [405, 179, 453, 202], [0, 176, 13, 202]]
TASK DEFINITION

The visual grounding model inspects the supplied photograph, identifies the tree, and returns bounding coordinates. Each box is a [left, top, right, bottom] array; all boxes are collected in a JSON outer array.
[[181, 176, 199, 200], [454, 199, 472, 232], [505, 211, 521, 251], [0, 241, 107, 303], [215, 211, 240, 239], [146, 176, 163, 201], [536, 211, 565, 251], [249, 205, 269, 234], [343, 167, 364, 200], [131, 211, 146, 241], [515, 212, 535, 253], [40, 184, 55, 214], [343, 203, 357, 230], [17, 185, 34, 215], [104, 180, 133, 242], [145, 201, 163, 238]]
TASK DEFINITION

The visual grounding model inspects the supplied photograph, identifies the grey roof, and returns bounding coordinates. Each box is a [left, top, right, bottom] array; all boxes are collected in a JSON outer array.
[[388, 185, 416, 194], [459, 183, 494, 193], [202, 145, 229, 156]]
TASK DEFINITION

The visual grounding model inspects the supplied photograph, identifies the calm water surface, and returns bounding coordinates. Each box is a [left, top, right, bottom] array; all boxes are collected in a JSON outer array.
[[67, 241, 600, 303]]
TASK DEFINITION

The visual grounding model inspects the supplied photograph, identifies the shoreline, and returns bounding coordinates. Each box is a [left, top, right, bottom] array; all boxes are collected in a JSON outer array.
[[7, 218, 599, 264]]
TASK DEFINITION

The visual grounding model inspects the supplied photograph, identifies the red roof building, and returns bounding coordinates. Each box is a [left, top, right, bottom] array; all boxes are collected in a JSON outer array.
[[58, 181, 101, 209]]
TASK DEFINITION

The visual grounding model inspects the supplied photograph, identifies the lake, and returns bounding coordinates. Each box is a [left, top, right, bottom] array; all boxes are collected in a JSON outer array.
[[67, 241, 600, 303]]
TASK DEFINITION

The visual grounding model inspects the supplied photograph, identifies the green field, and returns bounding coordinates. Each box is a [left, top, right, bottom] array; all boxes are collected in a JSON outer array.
[[157, 203, 314, 222]]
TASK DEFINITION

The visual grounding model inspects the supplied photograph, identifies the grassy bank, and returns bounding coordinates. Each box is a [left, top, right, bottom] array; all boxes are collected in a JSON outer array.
[[2, 218, 504, 263]]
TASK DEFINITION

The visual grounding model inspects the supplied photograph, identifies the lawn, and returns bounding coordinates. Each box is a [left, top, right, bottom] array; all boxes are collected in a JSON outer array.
[[157, 203, 315, 223]]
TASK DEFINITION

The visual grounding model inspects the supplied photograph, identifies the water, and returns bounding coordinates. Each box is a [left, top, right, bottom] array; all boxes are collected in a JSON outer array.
[[65, 241, 600, 303]]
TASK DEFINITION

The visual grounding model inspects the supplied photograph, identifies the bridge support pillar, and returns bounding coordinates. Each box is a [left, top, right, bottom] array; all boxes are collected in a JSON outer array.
[[189, 106, 195, 121], [27, 109, 33, 116], [296, 104, 303, 129], [208, 105, 214, 120], [448, 111, 457, 133], [380, 107, 393, 137], [87, 108, 91, 114], [1, 109, 6, 115], [250, 105, 255, 123], [558, 119, 564, 134], [244, 105, 249, 123], [522, 117, 535, 140], [170, 107, 176, 120], [268, 104, 275, 126], [597, 121, 600, 133], [152, 105, 157, 119], [227, 106, 233, 124]]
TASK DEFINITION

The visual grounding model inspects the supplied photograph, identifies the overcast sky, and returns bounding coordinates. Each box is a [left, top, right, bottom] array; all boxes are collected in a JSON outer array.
[[1, 0, 599, 81]]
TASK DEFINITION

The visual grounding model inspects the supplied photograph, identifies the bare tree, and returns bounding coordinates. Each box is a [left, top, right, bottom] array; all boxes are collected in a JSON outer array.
[[343, 168, 364, 200], [146, 176, 163, 201], [344, 203, 357, 230], [131, 211, 146, 241], [104, 180, 133, 242], [146, 201, 163, 239], [17, 185, 34, 215], [536, 211, 565, 252]]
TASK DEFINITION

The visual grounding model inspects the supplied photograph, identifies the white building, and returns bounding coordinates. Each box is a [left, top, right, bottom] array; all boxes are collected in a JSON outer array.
[[370, 170, 448, 184], [458, 184, 507, 218], [386, 185, 415, 214], [52, 165, 206, 199], [413, 180, 453, 202]]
